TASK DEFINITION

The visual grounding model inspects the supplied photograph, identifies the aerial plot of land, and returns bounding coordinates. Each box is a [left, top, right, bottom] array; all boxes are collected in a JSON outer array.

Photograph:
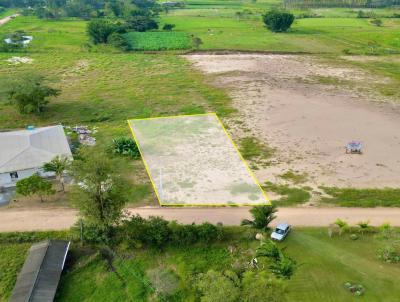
[[129, 114, 269, 206], [0, 0, 400, 301]]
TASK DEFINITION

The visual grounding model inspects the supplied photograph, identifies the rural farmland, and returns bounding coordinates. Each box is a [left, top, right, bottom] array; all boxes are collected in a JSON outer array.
[[0, 0, 399, 301]]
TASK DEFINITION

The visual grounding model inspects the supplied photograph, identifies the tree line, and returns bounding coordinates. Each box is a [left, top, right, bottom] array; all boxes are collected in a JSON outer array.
[[283, 0, 400, 8]]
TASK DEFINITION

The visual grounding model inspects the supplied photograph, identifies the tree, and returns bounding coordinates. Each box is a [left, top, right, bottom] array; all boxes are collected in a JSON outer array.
[[87, 18, 117, 44], [69, 149, 129, 232], [241, 205, 277, 231], [43, 155, 70, 192], [16, 174, 55, 202], [7, 73, 60, 114], [108, 32, 130, 50], [192, 36, 203, 49], [241, 271, 286, 302], [126, 12, 158, 32], [196, 270, 240, 302], [262, 10, 294, 32]]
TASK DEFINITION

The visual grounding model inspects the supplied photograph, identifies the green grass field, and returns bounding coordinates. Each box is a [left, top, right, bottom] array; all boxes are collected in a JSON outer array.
[[124, 31, 192, 50], [1, 228, 399, 302]]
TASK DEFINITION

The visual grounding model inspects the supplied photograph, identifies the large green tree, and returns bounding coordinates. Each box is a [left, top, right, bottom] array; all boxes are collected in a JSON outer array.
[[263, 10, 294, 32], [69, 149, 129, 231], [7, 73, 60, 114]]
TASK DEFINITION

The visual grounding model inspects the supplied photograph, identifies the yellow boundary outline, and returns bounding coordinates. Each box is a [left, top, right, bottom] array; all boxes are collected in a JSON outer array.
[[127, 112, 271, 207]]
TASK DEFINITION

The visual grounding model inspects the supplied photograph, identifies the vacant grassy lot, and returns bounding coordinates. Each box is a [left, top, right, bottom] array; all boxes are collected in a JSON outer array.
[[1, 228, 399, 301]]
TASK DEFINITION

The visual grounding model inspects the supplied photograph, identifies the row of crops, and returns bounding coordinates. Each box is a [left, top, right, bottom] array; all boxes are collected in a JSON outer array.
[[123, 32, 192, 51]]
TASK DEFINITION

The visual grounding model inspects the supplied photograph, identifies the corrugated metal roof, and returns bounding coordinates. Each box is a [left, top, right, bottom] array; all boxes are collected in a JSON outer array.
[[0, 126, 72, 173], [9, 240, 70, 302]]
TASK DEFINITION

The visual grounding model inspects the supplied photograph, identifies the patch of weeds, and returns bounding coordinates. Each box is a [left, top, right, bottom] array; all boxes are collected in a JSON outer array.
[[279, 170, 308, 184], [239, 137, 274, 167], [320, 187, 400, 207], [263, 182, 311, 206]]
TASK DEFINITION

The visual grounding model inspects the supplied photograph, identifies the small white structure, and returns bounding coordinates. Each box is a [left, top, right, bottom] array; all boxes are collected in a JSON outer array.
[[0, 126, 72, 188]]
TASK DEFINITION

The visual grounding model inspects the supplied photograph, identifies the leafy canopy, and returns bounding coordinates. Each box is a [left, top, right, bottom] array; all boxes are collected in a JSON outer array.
[[7, 73, 60, 114], [16, 174, 55, 202], [263, 10, 295, 32], [69, 148, 129, 230]]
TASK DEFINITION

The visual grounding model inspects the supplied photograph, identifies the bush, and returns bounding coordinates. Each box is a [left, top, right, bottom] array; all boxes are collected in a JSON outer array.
[[162, 23, 175, 31], [262, 10, 294, 32], [107, 32, 130, 50], [195, 270, 241, 302], [377, 244, 400, 263], [123, 216, 224, 248], [147, 268, 180, 298], [370, 19, 382, 27], [111, 137, 140, 159], [87, 19, 118, 44]]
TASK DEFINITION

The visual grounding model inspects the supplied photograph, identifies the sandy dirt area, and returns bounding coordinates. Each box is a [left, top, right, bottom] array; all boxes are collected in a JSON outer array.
[[1, 207, 400, 231], [185, 54, 400, 189], [0, 14, 18, 26]]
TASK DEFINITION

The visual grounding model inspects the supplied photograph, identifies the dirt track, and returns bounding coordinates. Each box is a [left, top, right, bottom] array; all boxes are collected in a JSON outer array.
[[0, 14, 18, 26], [1, 207, 400, 232]]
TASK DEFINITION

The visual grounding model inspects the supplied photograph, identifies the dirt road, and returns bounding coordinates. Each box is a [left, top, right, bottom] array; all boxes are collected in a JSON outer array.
[[0, 14, 18, 26], [1, 207, 400, 232]]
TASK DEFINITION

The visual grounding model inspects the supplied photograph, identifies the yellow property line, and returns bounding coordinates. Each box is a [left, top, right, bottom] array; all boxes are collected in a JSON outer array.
[[127, 112, 270, 207]]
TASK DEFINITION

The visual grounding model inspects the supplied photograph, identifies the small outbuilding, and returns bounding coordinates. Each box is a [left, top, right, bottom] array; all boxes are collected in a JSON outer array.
[[9, 240, 70, 302], [0, 125, 72, 188]]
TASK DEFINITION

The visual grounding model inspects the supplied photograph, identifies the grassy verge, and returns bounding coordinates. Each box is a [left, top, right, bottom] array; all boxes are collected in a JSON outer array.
[[263, 182, 311, 206], [321, 187, 400, 207]]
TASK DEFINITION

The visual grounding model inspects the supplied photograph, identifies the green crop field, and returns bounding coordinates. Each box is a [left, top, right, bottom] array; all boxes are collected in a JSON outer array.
[[124, 31, 192, 50], [1, 228, 399, 302]]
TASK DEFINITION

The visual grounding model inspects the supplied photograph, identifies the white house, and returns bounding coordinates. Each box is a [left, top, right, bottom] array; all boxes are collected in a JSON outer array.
[[0, 125, 72, 188]]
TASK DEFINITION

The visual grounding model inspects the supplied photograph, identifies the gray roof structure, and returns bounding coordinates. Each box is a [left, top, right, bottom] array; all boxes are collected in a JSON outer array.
[[0, 126, 72, 173], [9, 240, 70, 302]]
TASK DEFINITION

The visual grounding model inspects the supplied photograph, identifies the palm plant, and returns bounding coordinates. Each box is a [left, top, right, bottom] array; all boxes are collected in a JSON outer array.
[[43, 155, 70, 192], [241, 205, 277, 231]]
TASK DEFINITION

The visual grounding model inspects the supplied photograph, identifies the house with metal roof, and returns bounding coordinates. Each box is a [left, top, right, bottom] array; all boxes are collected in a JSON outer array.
[[9, 240, 70, 302], [0, 125, 72, 188]]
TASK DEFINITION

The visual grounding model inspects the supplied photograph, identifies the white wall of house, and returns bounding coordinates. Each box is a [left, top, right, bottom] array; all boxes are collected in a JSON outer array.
[[0, 168, 55, 188]]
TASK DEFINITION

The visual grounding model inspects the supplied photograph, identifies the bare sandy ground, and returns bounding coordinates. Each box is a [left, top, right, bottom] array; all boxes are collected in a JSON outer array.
[[185, 54, 400, 189], [0, 14, 18, 26], [1, 207, 400, 231]]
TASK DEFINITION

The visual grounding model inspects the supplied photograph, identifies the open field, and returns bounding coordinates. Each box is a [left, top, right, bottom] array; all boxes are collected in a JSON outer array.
[[186, 54, 400, 199], [1, 227, 399, 302], [161, 1, 400, 54]]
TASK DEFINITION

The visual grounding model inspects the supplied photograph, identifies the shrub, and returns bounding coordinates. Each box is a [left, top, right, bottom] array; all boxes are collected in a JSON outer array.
[[122, 215, 148, 248], [16, 174, 55, 202], [111, 137, 140, 159], [108, 32, 130, 50], [195, 270, 241, 302], [370, 19, 382, 27], [349, 234, 359, 240], [145, 216, 171, 248], [147, 268, 180, 298], [197, 222, 223, 243], [262, 10, 294, 32], [377, 244, 400, 263], [163, 23, 175, 31], [334, 218, 349, 235], [87, 19, 118, 44], [241, 271, 286, 302], [169, 222, 199, 246]]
